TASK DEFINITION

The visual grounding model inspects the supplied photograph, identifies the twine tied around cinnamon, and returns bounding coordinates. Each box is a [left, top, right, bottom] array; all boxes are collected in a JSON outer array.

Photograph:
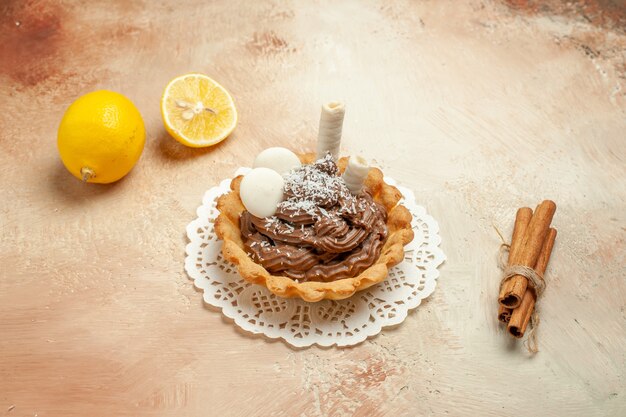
[[495, 228, 544, 353], [497, 244, 546, 297]]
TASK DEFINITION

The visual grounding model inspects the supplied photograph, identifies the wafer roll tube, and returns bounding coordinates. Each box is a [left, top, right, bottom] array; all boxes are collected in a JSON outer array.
[[342, 155, 370, 194], [316, 102, 345, 160]]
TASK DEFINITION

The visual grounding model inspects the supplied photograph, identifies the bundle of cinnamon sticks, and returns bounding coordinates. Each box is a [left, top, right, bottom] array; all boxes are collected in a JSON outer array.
[[497, 200, 557, 340]]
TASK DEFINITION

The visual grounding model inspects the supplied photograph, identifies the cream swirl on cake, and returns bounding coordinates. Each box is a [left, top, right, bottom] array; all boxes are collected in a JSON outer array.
[[239, 154, 388, 282], [214, 100, 414, 301]]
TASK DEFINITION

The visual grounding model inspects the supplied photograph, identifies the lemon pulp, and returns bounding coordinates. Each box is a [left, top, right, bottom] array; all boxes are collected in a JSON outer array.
[[161, 73, 237, 147]]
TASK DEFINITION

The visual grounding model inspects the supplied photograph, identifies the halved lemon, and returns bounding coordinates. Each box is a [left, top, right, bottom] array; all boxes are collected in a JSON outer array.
[[161, 73, 237, 147]]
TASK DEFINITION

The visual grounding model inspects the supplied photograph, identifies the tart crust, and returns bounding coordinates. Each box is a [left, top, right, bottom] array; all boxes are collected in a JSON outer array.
[[214, 153, 414, 302]]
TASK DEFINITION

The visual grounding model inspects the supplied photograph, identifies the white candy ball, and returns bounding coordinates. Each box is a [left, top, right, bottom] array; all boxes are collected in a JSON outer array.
[[240, 167, 285, 218], [253, 147, 301, 175]]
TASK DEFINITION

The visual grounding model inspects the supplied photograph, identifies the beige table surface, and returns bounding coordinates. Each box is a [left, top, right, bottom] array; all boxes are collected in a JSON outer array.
[[1, 1, 625, 416]]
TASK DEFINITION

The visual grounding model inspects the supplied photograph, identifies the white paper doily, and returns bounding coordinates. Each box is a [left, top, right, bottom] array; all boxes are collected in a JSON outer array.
[[185, 168, 446, 347]]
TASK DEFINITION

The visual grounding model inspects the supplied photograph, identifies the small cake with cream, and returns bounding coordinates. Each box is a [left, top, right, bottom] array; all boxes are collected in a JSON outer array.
[[215, 102, 413, 301]]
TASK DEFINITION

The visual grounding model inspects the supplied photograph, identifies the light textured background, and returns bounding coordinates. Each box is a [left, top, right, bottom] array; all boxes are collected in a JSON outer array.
[[1, 0, 625, 416]]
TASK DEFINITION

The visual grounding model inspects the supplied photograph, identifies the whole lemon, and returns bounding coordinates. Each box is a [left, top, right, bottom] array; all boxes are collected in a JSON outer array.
[[57, 90, 146, 184]]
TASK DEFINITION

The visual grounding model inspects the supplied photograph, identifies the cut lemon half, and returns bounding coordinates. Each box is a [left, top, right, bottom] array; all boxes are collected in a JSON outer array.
[[161, 73, 237, 147]]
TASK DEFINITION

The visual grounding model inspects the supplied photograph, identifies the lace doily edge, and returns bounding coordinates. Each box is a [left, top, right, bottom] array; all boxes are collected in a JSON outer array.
[[183, 172, 446, 348]]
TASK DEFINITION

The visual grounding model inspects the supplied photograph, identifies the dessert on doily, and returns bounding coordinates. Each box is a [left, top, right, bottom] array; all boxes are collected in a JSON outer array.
[[215, 102, 414, 302]]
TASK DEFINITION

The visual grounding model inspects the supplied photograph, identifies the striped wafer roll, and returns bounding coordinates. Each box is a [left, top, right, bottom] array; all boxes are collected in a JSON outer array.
[[316, 101, 345, 160], [342, 155, 370, 194]]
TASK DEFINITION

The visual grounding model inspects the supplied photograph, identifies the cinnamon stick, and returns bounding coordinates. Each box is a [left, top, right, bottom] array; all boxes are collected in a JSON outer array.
[[499, 200, 556, 308], [498, 305, 512, 323], [498, 207, 532, 323], [510, 207, 534, 262], [508, 227, 557, 337], [508, 288, 535, 338]]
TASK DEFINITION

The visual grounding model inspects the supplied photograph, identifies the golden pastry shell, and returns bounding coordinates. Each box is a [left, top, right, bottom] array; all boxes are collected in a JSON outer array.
[[214, 153, 414, 302]]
